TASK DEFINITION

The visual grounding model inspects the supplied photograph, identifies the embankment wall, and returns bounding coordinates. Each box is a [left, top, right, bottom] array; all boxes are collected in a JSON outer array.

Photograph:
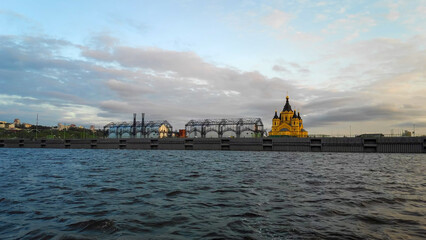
[[0, 137, 425, 153]]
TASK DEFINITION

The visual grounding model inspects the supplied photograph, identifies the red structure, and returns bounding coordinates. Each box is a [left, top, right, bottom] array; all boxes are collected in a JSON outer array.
[[178, 129, 186, 138]]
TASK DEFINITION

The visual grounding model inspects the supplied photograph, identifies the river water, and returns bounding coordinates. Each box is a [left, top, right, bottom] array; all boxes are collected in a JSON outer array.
[[0, 149, 425, 239]]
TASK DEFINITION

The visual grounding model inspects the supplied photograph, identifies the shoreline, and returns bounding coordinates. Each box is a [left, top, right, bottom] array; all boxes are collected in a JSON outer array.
[[1, 137, 425, 153]]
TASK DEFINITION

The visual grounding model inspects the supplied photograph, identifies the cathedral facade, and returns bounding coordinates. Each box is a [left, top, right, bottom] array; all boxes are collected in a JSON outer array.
[[269, 96, 308, 137]]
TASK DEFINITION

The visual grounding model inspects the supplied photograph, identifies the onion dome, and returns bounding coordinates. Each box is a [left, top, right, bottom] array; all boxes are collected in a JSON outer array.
[[273, 110, 279, 119], [298, 112, 301, 119], [283, 96, 292, 112], [293, 110, 298, 119]]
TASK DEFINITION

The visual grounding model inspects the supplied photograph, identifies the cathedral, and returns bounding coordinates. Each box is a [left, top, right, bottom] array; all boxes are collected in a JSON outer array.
[[269, 96, 308, 137]]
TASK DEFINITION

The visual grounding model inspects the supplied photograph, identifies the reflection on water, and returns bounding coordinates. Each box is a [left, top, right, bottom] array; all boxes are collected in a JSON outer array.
[[0, 149, 425, 239]]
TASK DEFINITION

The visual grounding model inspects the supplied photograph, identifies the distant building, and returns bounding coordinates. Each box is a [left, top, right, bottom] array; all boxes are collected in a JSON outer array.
[[0, 121, 6, 129], [178, 129, 186, 138], [7, 123, 15, 129], [90, 125, 96, 132], [402, 130, 412, 137], [14, 119, 21, 125], [269, 95, 308, 137], [22, 123, 32, 128], [158, 124, 169, 138], [58, 123, 71, 131]]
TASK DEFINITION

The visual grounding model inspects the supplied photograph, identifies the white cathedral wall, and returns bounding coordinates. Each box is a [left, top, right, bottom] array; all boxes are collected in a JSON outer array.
[[240, 130, 255, 138], [205, 131, 219, 138], [222, 131, 237, 138]]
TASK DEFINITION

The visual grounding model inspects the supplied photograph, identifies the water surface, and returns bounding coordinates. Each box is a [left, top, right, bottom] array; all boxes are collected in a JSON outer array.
[[0, 149, 425, 239]]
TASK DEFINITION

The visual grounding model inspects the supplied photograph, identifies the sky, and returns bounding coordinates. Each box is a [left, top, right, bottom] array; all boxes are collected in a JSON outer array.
[[0, 0, 425, 136]]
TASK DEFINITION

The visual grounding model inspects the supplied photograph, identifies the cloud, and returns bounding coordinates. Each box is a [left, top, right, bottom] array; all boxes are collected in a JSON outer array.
[[289, 34, 425, 133], [108, 15, 147, 34], [315, 14, 328, 22], [0, 93, 108, 126], [386, 0, 401, 21], [259, 8, 323, 43], [106, 79, 155, 97], [0, 10, 30, 21], [223, 5, 322, 44], [89, 34, 120, 49], [272, 65, 290, 73], [404, 3, 426, 33], [387, 10, 399, 21], [0, 94, 38, 106], [1, 34, 309, 127], [43, 91, 90, 106], [82, 46, 218, 80], [0, 33, 425, 135], [307, 104, 404, 127], [303, 97, 356, 112], [322, 13, 376, 41], [0, 10, 42, 34], [392, 121, 426, 128], [273, 61, 310, 75], [262, 9, 292, 30], [313, 35, 426, 90]]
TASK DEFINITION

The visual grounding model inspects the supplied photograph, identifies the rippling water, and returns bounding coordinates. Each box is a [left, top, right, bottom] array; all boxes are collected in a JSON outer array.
[[0, 149, 425, 239]]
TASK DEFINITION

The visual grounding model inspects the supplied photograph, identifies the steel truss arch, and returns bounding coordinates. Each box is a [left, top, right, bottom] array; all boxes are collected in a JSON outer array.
[[185, 118, 264, 138], [104, 120, 173, 138]]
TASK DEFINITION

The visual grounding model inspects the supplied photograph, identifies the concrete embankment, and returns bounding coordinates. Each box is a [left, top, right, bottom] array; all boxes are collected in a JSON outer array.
[[0, 137, 425, 153]]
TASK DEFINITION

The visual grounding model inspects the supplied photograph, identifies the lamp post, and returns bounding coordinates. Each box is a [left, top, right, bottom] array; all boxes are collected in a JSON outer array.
[[413, 124, 415, 137], [35, 114, 38, 140]]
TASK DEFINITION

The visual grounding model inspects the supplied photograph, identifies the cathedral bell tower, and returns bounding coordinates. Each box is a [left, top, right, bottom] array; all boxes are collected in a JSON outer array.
[[281, 96, 293, 123], [272, 110, 280, 131]]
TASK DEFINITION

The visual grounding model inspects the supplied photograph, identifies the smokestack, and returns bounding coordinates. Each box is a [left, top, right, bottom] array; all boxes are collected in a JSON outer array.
[[133, 113, 136, 137], [141, 113, 145, 138]]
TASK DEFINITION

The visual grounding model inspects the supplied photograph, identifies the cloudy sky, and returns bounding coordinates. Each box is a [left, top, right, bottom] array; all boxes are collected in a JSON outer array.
[[0, 0, 425, 135]]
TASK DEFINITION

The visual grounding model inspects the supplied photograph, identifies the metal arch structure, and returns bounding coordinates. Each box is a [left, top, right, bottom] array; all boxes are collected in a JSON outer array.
[[185, 118, 264, 138], [104, 121, 131, 138], [144, 120, 173, 137], [104, 120, 173, 138]]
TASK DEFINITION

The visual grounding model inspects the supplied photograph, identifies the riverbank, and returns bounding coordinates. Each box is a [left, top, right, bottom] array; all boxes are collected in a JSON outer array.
[[1, 137, 425, 153]]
